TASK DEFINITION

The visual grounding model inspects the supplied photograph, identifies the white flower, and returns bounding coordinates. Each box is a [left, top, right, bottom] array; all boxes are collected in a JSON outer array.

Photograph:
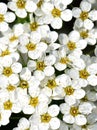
[[40, 1, 72, 29], [0, 57, 22, 85], [18, 32, 47, 60], [72, 0, 97, 30], [0, 3, 16, 32], [29, 105, 60, 130], [27, 54, 56, 81], [8, 0, 37, 18], [60, 103, 87, 126]]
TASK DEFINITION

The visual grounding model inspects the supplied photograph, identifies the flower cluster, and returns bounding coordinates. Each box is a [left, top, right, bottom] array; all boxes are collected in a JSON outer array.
[[0, 0, 97, 130]]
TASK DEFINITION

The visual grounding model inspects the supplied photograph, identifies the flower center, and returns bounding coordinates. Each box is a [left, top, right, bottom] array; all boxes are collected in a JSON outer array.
[[3, 100, 13, 110], [16, 0, 26, 9], [0, 14, 4, 22], [80, 30, 89, 39], [67, 41, 76, 50], [80, 11, 88, 21], [9, 35, 18, 42], [3, 67, 13, 77], [30, 22, 39, 31], [37, 0, 43, 8], [60, 57, 70, 64], [36, 61, 46, 71], [29, 97, 39, 107], [51, 8, 61, 17], [41, 113, 51, 123], [26, 43, 36, 51], [70, 106, 79, 117], [64, 86, 74, 95], [7, 85, 16, 91], [79, 69, 90, 79], [20, 80, 29, 89], [47, 79, 57, 89], [1, 49, 10, 57]]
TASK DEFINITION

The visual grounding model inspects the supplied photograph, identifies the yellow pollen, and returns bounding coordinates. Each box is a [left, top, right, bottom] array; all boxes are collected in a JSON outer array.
[[30, 22, 39, 31], [3, 67, 13, 77], [7, 85, 16, 91], [0, 14, 4, 22], [70, 106, 79, 117], [37, 0, 43, 8], [47, 79, 57, 89], [36, 61, 46, 71], [64, 86, 74, 95], [26, 43, 36, 51], [41, 113, 51, 123], [20, 80, 29, 89], [1, 49, 10, 57], [29, 97, 39, 107], [4, 100, 13, 110], [80, 31, 89, 39], [9, 35, 18, 42], [60, 57, 70, 64], [79, 69, 90, 79], [51, 8, 61, 17], [67, 41, 76, 50], [16, 0, 26, 9], [80, 11, 88, 21]]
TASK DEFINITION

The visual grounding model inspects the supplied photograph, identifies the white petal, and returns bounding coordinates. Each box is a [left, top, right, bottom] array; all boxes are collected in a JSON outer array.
[[42, 3, 53, 14], [69, 30, 80, 42], [51, 18, 62, 29], [79, 102, 93, 114], [44, 55, 56, 66], [50, 117, 60, 130], [0, 3, 7, 14], [75, 114, 87, 126], [80, 1, 91, 12], [76, 39, 87, 49], [9, 74, 19, 85], [0, 22, 8, 32], [12, 102, 22, 113], [48, 105, 59, 117], [88, 75, 97, 86], [84, 19, 94, 30], [34, 70, 45, 81], [63, 115, 74, 124], [23, 105, 35, 114], [16, 9, 27, 18], [13, 24, 24, 36], [4, 12, 16, 23], [60, 103, 70, 114], [25, 1, 37, 12], [72, 7, 81, 18], [61, 9, 72, 21], [2, 56, 12, 67], [20, 67, 31, 80], [30, 32, 41, 43], [55, 62, 66, 71], [87, 63, 97, 74], [8, 2, 17, 11], [37, 42, 47, 52], [89, 10, 97, 21], [11, 62, 22, 73], [74, 89, 85, 99], [44, 66, 55, 76], [65, 95, 76, 105], [28, 50, 41, 60]]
